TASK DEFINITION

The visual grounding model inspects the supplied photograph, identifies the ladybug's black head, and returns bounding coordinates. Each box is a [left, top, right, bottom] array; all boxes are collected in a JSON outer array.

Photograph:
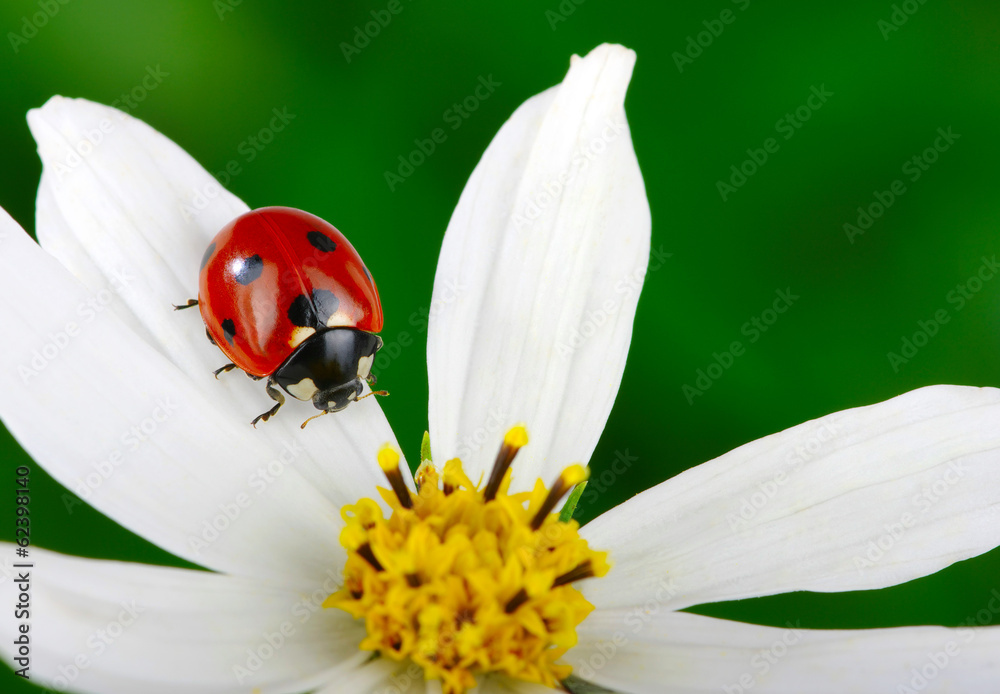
[[273, 328, 383, 414]]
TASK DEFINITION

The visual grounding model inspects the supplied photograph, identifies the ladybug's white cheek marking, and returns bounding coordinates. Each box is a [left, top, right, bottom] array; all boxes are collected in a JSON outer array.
[[288, 326, 317, 349], [325, 311, 355, 329], [286, 377, 319, 401], [357, 354, 374, 380]]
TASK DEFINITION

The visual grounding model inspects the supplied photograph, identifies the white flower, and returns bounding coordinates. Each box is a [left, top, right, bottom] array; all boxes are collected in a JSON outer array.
[[2, 43, 1000, 694]]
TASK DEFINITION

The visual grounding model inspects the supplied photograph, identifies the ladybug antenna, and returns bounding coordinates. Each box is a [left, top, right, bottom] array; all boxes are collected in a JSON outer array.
[[300, 390, 390, 429]]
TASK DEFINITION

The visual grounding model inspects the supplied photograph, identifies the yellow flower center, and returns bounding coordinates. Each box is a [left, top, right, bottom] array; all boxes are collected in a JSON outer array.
[[324, 426, 609, 693]]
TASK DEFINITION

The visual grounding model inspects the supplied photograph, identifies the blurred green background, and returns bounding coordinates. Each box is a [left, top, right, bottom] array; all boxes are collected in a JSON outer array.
[[2, 0, 1000, 690]]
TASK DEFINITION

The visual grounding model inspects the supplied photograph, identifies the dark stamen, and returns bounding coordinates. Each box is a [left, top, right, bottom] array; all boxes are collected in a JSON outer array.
[[406, 573, 422, 587], [484, 427, 528, 502], [378, 447, 413, 509], [505, 588, 529, 613], [384, 466, 414, 509], [357, 542, 384, 571], [553, 560, 594, 587], [531, 483, 571, 530], [531, 465, 588, 530], [530, 486, 567, 530]]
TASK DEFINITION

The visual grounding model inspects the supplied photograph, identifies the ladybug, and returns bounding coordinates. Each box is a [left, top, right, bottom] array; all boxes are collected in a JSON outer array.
[[176, 207, 386, 427]]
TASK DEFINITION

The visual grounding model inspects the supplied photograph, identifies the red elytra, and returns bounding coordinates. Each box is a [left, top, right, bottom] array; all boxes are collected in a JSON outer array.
[[198, 206, 383, 378]]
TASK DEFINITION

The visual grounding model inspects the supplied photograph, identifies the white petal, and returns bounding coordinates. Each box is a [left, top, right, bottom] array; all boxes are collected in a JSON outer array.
[[0, 545, 366, 694], [29, 96, 248, 379], [28, 97, 405, 459], [427, 44, 651, 490], [0, 210, 397, 586], [568, 610, 1000, 693], [581, 385, 1000, 611], [311, 659, 404, 694]]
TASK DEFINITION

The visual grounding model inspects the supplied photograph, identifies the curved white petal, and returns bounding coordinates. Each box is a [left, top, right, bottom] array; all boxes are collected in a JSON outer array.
[[568, 610, 1000, 693], [27, 96, 406, 480], [0, 210, 397, 587], [29, 96, 248, 379], [0, 545, 366, 694], [581, 386, 1000, 612], [311, 659, 405, 694], [427, 44, 651, 491]]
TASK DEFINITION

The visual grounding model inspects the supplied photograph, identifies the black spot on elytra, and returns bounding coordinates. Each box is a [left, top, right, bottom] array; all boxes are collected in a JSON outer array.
[[307, 231, 337, 253], [221, 318, 236, 345], [287, 289, 341, 328], [200, 242, 216, 270], [311, 289, 340, 323], [232, 254, 264, 286], [287, 294, 315, 328]]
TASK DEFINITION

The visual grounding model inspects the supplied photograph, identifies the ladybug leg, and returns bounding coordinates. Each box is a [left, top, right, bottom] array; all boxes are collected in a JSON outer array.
[[213, 363, 238, 379], [173, 299, 199, 310], [251, 377, 285, 428], [204, 328, 217, 346]]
